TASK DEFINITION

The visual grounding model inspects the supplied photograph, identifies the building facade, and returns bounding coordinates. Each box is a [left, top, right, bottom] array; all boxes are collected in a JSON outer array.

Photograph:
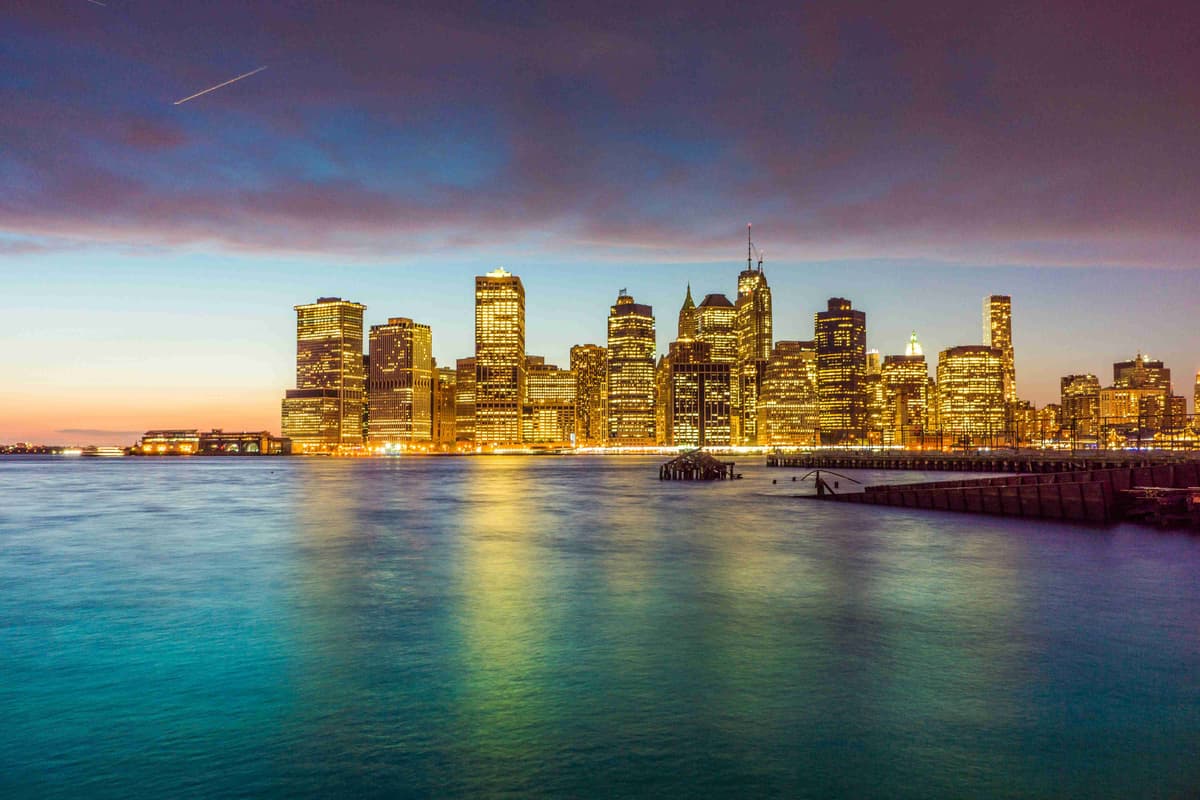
[[815, 298, 867, 445], [454, 356, 476, 445], [937, 345, 1005, 445], [281, 297, 366, 453], [983, 295, 1016, 404], [524, 359, 576, 445], [474, 269, 525, 446], [735, 258, 772, 445], [367, 317, 433, 446], [570, 344, 607, 445], [607, 291, 657, 444], [757, 340, 820, 447], [1060, 373, 1101, 438], [663, 338, 731, 447], [880, 353, 928, 447], [432, 366, 457, 450]]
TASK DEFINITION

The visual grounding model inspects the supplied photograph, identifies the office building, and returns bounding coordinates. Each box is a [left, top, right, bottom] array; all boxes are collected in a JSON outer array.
[[281, 297, 366, 453], [433, 366, 457, 450], [677, 284, 697, 339], [757, 340, 820, 447], [474, 268, 525, 446], [607, 291, 656, 444], [694, 293, 737, 365], [1060, 374, 1101, 437], [937, 345, 1005, 444], [454, 356, 476, 445], [524, 358, 575, 444], [367, 317, 433, 446], [983, 295, 1016, 404], [735, 244, 772, 445], [1113, 353, 1171, 391], [815, 298, 867, 445], [880, 342, 929, 447], [665, 338, 732, 447], [571, 344, 608, 445]]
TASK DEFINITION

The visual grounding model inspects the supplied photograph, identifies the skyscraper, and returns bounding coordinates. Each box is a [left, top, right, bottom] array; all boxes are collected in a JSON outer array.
[[570, 344, 607, 445], [983, 295, 1016, 404], [524, 358, 575, 444], [366, 317, 433, 447], [1060, 374, 1101, 437], [758, 340, 820, 447], [815, 298, 867, 445], [432, 366, 457, 451], [454, 356, 476, 445], [735, 231, 772, 445], [1194, 370, 1199, 417], [281, 297, 366, 453], [677, 284, 697, 339], [694, 294, 737, 364], [881, 333, 929, 447], [937, 345, 1005, 444], [665, 338, 731, 447], [474, 268, 525, 446], [607, 291, 656, 444], [1113, 353, 1171, 391]]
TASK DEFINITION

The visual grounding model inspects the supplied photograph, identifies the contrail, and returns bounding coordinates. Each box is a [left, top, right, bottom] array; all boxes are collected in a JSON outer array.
[[86, 0, 107, 6], [173, 66, 267, 105]]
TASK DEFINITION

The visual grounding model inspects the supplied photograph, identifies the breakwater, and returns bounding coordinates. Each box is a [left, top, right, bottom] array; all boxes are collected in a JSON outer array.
[[767, 450, 1194, 474]]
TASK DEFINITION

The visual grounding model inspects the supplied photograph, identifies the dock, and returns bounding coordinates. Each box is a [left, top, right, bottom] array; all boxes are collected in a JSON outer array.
[[660, 450, 738, 481], [767, 450, 1194, 474]]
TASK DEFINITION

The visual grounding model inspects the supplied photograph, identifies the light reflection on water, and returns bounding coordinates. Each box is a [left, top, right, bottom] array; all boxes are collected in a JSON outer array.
[[1, 455, 1198, 798]]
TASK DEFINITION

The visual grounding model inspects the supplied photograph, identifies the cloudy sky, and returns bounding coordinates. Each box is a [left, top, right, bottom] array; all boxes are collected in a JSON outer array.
[[2, 0, 1197, 442]]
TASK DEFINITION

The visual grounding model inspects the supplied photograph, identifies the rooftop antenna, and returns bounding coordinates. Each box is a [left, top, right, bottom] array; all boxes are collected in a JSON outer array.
[[747, 223, 753, 271]]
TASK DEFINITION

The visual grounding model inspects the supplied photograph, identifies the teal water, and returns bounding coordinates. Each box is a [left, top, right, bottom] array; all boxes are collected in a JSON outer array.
[[1, 455, 1198, 798]]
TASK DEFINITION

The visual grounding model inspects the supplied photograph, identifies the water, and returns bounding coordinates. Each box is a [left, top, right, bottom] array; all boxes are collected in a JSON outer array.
[[1, 455, 1198, 798]]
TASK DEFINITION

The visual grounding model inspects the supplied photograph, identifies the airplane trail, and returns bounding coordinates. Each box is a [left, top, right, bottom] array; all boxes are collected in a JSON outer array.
[[86, 0, 107, 6], [173, 66, 267, 105]]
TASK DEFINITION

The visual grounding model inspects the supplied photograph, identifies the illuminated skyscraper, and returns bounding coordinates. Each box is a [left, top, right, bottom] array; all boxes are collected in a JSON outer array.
[[937, 345, 1005, 444], [607, 291, 657, 444], [881, 335, 929, 447], [1113, 353, 1171, 391], [432, 366, 457, 451], [367, 317, 433, 446], [454, 357, 476, 445], [1195, 370, 1199, 417], [570, 344, 607, 445], [474, 268, 525, 446], [524, 358, 575, 444], [735, 232, 772, 445], [757, 340, 820, 447], [815, 298, 867, 445], [1060, 374, 1101, 437], [694, 294, 737, 364], [677, 284, 697, 339], [983, 295, 1016, 404], [281, 297, 366, 453]]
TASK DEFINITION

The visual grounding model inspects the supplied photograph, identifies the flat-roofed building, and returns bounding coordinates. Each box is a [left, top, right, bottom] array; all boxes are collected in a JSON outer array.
[[367, 317, 433, 446], [282, 297, 366, 453]]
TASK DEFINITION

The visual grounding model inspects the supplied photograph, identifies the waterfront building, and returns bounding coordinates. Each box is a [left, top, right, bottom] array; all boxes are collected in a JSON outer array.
[[654, 354, 671, 446], [1099, 385, 1167, 431], [198, 430, 291, 455], [570, 344, 608, 446], [281, 297, 366, 453], [735, 241, 772, 445], [665, 338, 732, 447], [815, 298, 867, 445], [1060, 374, 1101, 438], [1037, 403, 1062, 442], [136, 429, 200, 455], [758, 340, 820, 447], [367, 317, 433, 446], [983, 295, 1016, 404], [474, 268, 526, 446], [454, 356, 476, 445], [880, 343, 929, 447], [607, 291, 657, 444], [524, 358, 576, 445], [937, 345, 1005, 445], [677, 284, 697, 339], [433, 366, 457, 450]]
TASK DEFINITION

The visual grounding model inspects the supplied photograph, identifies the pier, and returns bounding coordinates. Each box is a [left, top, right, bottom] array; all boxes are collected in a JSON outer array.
[[767, 450, 1194, 474], [660, 450, 738, 481]]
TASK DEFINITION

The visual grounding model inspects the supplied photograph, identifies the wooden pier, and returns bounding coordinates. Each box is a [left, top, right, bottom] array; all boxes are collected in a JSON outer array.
[[809, 461, 1200, 527], [767, 450, 1194, 474], [660, 450, 738, 481]]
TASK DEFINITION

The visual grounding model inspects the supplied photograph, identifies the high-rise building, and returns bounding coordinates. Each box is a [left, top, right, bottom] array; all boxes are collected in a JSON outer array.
[[937, 345, 1005, 444], [815, 298, 867, 445], [454, 357, 476, 445], [735, 235, 772, 445], [607, 291, 656, 444], [366, 317, 433, 446], [570, 344, 607, 445], [1194, 370, 1199, 417], [694, 294, 737, 365], [474, 268, 525, 446], [983, 295, 1016, 404], [1113, 353, 1171, 391], [1060, 374, 1101, 437], [880, 336, 929, 447], [664, 338, 732, 447], [432, 366, 457, 450], [281, 297, 366, 453], [677, 284, 697, 339], [524, 358, 575, 444], [757, 340, 820, 447]]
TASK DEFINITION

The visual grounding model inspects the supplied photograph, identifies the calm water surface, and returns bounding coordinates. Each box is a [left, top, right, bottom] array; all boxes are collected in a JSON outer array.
[[1, 456, 1198, 798]]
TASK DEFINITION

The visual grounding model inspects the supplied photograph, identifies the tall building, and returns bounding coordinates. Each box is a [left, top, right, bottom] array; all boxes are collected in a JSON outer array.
[[454, 357, 476, 445], [474, 268, 525, 446], [694, 294, 737, 365], [570, 344, 607, 445], [880, 335, 928, 447], [735, 233, 772, 445], [983, 295, 1016, 404], [677, 284, 697, 339], [607, 291, 656, 444], [815, 298, 867, 445], [281, 297, 366, 453], [758, 340, 820, 447], [662, 338, 731, 447], [366, 317, 433, 446], [1113, 353, 1171, 391], [937, 345, 1005, 444], [524, 358, 575, 444], [1194, 370, 1199, 417], [432, 366, 457, 450], [1060, 374, 1101, 437]]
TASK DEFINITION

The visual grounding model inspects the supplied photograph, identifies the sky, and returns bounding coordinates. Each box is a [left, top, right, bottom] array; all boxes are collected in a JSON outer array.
[[2, 0, 1198, 444]]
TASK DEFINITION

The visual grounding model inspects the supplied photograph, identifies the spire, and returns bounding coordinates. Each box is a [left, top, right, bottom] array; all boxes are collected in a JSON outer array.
[[683, 282, 694, 309], [905, 330, 923, 357], [678, 283, 697, 339], [747, 223, 753, 271]]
